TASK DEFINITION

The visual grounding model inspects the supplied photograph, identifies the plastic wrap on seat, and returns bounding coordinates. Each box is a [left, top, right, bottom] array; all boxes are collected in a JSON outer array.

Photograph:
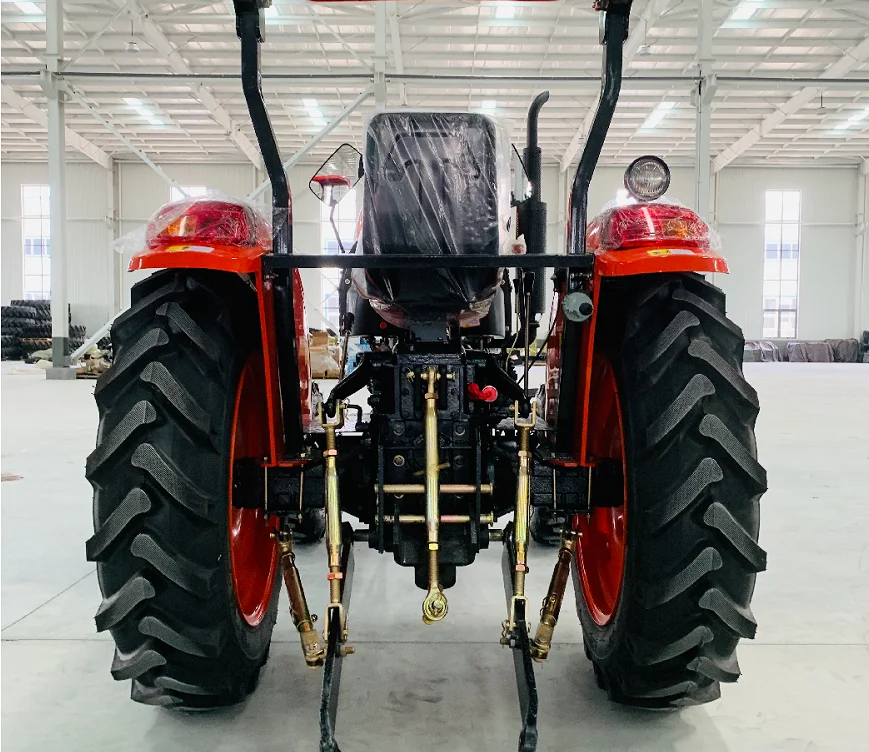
[[355, 111, 513, 328]]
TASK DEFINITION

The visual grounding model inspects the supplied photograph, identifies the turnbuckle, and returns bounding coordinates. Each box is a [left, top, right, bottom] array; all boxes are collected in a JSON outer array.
[[421, 366, 448, 624], [274, 529, 326, 667], [502, 401, 536, 642], [530, 527, 579, 662]]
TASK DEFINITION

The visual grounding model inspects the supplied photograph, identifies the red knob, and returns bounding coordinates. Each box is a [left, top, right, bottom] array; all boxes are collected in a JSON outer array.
[[468, 384, 498, 403]]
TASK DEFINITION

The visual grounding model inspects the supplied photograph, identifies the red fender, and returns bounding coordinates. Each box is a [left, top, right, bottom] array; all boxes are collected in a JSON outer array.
[[546, 245, 727, 467], [131, 245, 311, 466], [130, 244, 266, 274]]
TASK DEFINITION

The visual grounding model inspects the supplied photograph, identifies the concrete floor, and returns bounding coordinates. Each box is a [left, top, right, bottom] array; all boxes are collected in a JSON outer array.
[[2, 361, 868, 751]]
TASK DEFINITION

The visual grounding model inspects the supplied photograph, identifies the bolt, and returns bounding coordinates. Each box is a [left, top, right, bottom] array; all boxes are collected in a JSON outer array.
[[455, 424, 466, 437], [393, 455, 406, 467], [393, 423, 405, 436]]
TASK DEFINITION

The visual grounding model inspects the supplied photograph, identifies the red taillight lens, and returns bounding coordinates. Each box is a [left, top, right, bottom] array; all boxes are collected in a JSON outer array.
[[587, 204, 709, 252], [147, 199, 269, 249]]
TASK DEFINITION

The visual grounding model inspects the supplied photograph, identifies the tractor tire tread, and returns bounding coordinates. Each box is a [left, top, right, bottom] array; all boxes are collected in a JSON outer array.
[[579, 273, 766, 709], [88, 269, 276, 710]]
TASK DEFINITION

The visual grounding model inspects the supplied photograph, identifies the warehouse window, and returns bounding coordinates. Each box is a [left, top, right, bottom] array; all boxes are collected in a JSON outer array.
[[21, 185, 51, 300], [320, 189, 357, 328], [763, 190, 801, 338], [170, 185, 207, 202]]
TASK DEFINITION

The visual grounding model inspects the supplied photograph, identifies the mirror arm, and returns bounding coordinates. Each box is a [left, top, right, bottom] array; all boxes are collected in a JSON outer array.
[[330, 204, 345, 255]]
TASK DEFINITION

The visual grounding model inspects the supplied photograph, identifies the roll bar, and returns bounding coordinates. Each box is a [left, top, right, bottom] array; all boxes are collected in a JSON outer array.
[[233, 1, 291, 255], [232, 0, 633, 261], [567, 1, 631, 258]]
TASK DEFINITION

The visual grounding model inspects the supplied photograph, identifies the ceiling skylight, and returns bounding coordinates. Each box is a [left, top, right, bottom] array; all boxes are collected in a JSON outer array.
[[640, 101, 675, 131], [833, 106, 869, 131], [730, 1, 764, 22]]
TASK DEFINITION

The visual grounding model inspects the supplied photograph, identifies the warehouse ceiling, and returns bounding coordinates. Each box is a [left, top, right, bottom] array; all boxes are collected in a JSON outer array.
[[1, 0, 868, 168]]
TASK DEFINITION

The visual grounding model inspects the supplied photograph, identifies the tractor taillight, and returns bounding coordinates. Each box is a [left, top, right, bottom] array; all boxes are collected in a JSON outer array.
[[146, 199, 270, 249], [587, 204, 710, 252]]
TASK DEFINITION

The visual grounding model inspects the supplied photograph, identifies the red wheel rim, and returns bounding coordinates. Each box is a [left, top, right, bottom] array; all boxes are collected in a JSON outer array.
[[575, 354, 627, 627], [228, 356, 278, 627]]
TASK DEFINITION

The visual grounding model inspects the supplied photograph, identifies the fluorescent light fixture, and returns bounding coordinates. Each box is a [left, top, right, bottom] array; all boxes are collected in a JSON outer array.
[[480, 100, 497, 113], [15, 2, 42, 15], [302, 99, 326, 127], [731, 0, 763, 21], [640, 101, 675, 130], [834, 106, 869, 131], [495, 4, 515, 20], [124, 97, 163, 126]]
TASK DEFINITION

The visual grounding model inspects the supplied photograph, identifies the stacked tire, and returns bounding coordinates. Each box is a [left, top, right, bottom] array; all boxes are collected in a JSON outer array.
[[1, 305, 37, 360], [1, 300, 86, 361]]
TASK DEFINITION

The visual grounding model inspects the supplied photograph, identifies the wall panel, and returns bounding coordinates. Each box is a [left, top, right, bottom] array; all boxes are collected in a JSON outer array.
[[2, 160, 862, 343]]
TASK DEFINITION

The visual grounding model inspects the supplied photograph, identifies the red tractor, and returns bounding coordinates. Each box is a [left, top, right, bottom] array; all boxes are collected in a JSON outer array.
[[87, 1, 766, 749]]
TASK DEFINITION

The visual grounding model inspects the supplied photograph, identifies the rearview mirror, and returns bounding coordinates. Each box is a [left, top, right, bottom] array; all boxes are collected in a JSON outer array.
[[310, 144, 363, 207]]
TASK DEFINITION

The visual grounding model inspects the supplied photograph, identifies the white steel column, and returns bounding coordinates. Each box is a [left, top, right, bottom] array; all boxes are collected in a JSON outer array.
[[373, 3, 388, 110], [44, 0, 74, 377], [693, 0, 715, 220], [856, 159, 869, 337]]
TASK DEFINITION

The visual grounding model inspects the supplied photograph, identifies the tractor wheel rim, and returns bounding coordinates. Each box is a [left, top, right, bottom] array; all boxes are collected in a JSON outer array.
[[575, 353, 627, 627], [228, 356, 278, 628]]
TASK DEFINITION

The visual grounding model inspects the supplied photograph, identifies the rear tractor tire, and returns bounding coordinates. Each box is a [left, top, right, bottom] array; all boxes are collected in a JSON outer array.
[[86, 269, 281, 709], [575, 273, 767, 708]]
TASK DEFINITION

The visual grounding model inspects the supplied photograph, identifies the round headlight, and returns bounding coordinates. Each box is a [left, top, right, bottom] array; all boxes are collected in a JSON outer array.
[[624, 156, 671, 202]]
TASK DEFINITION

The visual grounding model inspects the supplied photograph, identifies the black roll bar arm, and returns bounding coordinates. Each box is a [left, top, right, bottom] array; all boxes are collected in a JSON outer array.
[[234, 0, 304, 456], [567, 1, 631, 265], [555, 1, 632, 456], [233, 0, 292, 255]]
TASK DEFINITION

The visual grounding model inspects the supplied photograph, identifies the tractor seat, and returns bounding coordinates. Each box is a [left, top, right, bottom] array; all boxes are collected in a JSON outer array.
[[356, 111, 513, 330]]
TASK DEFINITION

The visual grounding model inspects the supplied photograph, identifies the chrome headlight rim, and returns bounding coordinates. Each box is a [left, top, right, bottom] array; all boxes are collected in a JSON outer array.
[[624, 155, 671, 202]]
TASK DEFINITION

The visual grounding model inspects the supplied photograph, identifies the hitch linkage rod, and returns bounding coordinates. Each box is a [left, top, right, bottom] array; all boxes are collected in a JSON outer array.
[[502, 522, 539, 752], [319, 523, 356, 752]]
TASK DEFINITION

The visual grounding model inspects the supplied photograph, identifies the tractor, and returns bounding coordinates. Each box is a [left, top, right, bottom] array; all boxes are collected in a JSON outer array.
[[86, 1, 766, 750]]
